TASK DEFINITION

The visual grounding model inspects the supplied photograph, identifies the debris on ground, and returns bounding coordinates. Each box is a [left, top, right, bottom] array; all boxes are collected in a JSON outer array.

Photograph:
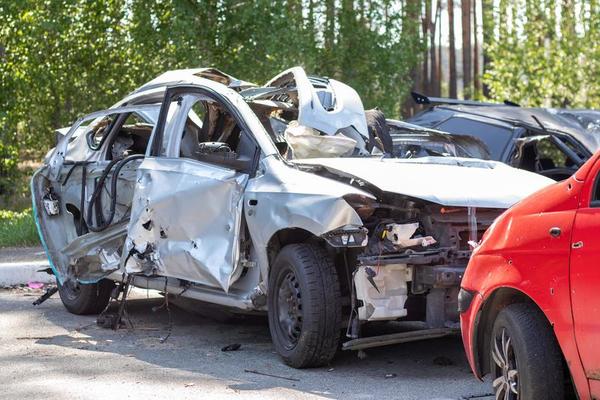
[[221, 343, 241, 352], [32, 286, 58, 306], [27, 281, 44, 289], [244, 369, 300, 382], [16, 336, 55, 340]]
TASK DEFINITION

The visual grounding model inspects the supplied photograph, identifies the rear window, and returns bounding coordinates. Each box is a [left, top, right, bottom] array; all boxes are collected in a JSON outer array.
[[435, 117, 513, 160]]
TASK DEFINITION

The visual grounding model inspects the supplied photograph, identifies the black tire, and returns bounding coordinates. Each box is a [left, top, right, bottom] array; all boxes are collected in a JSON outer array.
[[365, 109, 393, 154], [58, 279, 114, 315], [489, 303, 564, 400], [268, 243, 342, 368]]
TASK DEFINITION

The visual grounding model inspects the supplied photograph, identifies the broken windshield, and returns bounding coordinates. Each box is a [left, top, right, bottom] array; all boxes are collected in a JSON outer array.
[[433, 117, 513, 160], [387, 120, 491, 160]]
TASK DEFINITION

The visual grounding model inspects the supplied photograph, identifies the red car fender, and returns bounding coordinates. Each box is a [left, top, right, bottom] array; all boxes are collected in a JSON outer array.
[[460, 174, 593, 399]]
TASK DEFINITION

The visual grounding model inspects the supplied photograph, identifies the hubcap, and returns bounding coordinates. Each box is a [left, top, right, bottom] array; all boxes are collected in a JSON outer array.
[[492, 328, 519, 400], [276, 269, 303, 349]]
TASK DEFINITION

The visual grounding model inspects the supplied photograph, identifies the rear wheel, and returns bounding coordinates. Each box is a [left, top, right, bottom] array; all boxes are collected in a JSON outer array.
[[490, 303, 564, 400], [268, 243, 342, 368], [58, 279, 114, 315]]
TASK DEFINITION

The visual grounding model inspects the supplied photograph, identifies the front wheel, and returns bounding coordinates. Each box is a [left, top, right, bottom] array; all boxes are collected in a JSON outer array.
[[490, 303, 565, 400], [268, 243, 342, 368]]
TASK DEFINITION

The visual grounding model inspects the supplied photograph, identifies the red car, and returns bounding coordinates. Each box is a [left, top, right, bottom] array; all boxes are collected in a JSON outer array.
[[460, 150, 600, 400]]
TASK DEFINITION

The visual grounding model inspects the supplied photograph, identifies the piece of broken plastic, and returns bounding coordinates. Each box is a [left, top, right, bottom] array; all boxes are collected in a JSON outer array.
[[284, 121, 356, 159]]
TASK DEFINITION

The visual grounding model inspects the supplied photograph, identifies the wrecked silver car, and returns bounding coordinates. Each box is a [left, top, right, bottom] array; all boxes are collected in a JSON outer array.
[[32, 67, 553, 368]]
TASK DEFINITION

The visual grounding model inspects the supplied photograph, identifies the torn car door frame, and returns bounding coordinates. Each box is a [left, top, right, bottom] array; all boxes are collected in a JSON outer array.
[[33, 104, 160, 285], [118, 82, 366, 302], [34, 73, 368, 310], [122, 85, 262, 291]]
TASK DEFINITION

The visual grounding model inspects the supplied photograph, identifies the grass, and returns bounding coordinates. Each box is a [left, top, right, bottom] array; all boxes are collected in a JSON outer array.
[[0, 208, 40, 247]]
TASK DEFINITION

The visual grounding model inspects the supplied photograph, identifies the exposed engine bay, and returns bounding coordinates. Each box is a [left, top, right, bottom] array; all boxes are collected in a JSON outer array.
[[355, 203, 496, 326], [305, 165, 501, 339]]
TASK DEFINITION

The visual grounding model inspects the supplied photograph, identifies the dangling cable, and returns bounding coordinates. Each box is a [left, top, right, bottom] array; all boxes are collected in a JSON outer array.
[[86, 154, 145, 232]]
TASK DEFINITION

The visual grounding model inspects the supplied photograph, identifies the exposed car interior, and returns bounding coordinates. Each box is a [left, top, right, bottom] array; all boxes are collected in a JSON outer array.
[[85, 112, 154, 160], [511, 133, 583, 180], [175, 95, 258, 172], [406, 95, 595, 181], [108, 114, 154, 159]]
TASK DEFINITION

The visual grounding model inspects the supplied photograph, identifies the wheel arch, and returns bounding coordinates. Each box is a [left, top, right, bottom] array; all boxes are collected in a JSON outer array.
[[474, 287, 556, 376], [265, 228, 352, 296], [266, 227, 324, 270]]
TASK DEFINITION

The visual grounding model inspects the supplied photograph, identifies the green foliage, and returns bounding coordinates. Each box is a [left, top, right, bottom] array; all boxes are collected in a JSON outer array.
[[0, 0, 598, 215], [0, 208, 39, 247], [0, 0, 423, 150], [0, 1, 424, 209], [0, 143, 18, 197], [483, 0, 600, 107]]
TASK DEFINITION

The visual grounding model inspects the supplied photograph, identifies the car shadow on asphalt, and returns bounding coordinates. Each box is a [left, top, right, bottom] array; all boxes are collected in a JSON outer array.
[[35, 295, 492, 400]]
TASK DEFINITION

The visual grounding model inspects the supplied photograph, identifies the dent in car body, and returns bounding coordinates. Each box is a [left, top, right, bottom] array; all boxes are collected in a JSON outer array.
[[32, 67, 558, 337], [123, 157, 249, 291]]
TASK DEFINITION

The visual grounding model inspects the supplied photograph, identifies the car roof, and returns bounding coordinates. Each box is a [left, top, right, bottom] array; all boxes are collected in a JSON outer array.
[[419, 104, 600, 153]]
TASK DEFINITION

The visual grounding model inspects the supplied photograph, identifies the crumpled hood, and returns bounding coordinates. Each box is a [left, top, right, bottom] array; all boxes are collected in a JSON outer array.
[[297, 157, 555, 209]]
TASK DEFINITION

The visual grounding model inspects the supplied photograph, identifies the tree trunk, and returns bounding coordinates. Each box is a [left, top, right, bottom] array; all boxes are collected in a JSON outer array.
[[339, 0, 355, 81], [402, 0, 423, 117], [429, 1, 439, 96], [448, 0, 457, 98], [481, 0, 492, 97], [473, 0, 481, 97], [436, 1, 442, 96], [422, 0, 431, 93], [461, 0, 472, 98], [324, 0, 336, 70]]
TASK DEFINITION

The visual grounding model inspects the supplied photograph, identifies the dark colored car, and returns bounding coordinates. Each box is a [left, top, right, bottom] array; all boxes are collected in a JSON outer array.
[[460, 149, 600, 399], [407, 93, 600, 180], [387, 119, 491, 160]]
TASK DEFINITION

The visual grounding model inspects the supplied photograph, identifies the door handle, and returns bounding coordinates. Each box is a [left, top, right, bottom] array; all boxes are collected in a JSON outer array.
[[572, 241, 584, 249], [549, 227, 561, 237]]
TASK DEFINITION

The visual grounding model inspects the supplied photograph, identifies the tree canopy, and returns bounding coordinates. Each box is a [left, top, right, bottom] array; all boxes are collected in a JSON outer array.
[[0, 0, 423, 151], [0, 0, 598, 208]]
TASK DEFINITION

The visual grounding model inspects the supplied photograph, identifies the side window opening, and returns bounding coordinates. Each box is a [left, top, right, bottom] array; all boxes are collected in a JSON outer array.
[[512, 132, 578, 180], [85, 112, 155, 159], [106, 113, 154, 160], [535, 137, 572, 169], [86, 115, 117, 150], [169, 93, 258, 172]]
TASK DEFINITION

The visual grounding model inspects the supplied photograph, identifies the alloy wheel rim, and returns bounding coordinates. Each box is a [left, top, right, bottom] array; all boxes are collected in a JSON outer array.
[[276, 268, 303, 349], [492, 328, 519, 400]]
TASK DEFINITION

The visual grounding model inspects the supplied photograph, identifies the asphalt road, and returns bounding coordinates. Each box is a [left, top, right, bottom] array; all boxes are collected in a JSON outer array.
[[0, 285, 493, 400]]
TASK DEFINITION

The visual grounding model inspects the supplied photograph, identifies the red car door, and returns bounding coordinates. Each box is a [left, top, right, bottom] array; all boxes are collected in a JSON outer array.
[[571, 157, 600, 395]]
